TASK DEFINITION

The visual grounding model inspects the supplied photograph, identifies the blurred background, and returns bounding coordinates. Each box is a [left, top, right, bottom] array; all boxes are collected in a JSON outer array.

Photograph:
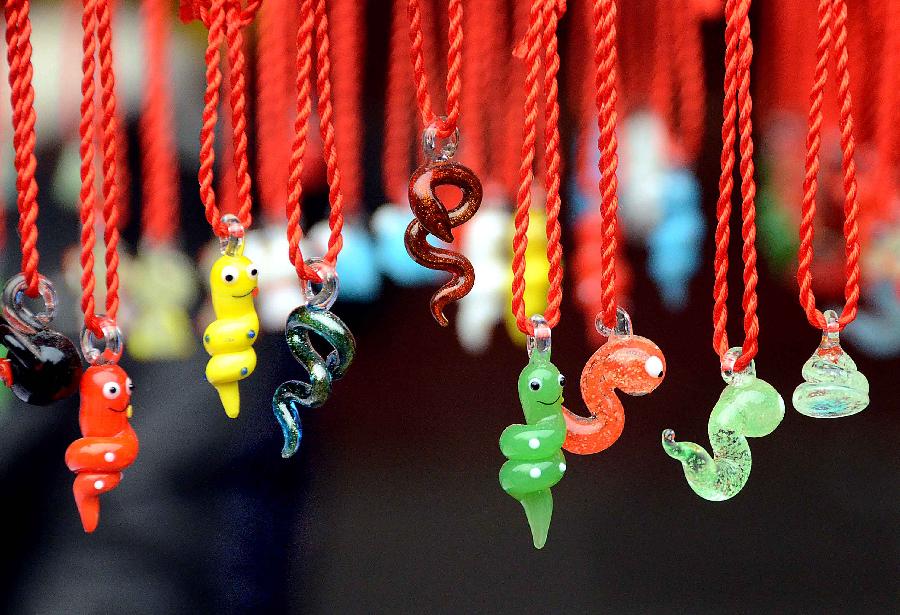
[[0, 0, 897, 612]]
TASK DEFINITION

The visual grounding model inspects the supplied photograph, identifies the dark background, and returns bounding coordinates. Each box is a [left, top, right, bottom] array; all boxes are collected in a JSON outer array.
[[0, 2, 897, 613]]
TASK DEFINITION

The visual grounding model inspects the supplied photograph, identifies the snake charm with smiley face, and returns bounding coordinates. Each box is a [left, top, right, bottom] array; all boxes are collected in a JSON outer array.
[[203, 244, 260, 419], [499, 318, 567, 549], [65, 364, 139, 532]]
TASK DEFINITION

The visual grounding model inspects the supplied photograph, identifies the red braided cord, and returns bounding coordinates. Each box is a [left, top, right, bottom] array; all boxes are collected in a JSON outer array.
[[330, 0, 363, 211], [712, 0, 760, 372], [4, 0, 41, 297], [797, 0, 861, 331], [195, 0, 256, 237], [256, 0, 293, 221], [224, 1, 253, 230], [313, 0, 345, 268], [407, 0, 462, 138], [510, 0, 543, 336], [511, 0, 565, 336], [541, 0, 564, 330], [592, 0, 620, 332], [197, 0, 227, 236], [383, 0, 414, 203], [284, 0, 347, 283], [78, 0, 101, 328], [285, 0, 317, 281], [139, 0, 179, 246], [95, 0, 122, 320]]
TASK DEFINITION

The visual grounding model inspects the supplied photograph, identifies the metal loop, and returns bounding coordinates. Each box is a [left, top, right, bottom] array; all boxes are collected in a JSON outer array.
[[595, 306, 634, 338], [526, 314, 552, 358], [80, 315, 124, 365], [2, 273, 57, 333], [219, 214, 245, 257], [422, 117, 460, 162], [720, 346, 756, 386], [299, 258, 339, 310]]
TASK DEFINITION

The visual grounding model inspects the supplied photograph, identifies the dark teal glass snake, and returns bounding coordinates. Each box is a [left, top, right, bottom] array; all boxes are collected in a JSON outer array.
[[273, 305, 356, 458]]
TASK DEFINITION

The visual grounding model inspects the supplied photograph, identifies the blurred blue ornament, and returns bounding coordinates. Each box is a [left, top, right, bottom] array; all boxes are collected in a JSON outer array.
[[309, 219, 382, 303], [842, 282, 900, 358], [371, 204, 440, 287], [647, 169, 704, 311]]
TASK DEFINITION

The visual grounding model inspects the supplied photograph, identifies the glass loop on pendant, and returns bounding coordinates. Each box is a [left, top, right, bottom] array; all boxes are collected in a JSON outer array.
[[595, 306, 633, 338], [2, 273, 58, 332], [720, 346, 756, 386], [80, 315, 123, 365], [525, 314, 552, 357], [299, 257, 339, 310], [219, 214, 246, 257], [422, 116, 460, 162]]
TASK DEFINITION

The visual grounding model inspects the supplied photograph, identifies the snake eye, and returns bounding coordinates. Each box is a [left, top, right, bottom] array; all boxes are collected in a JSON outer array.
[[558, 374, 566, 387], [126, 377, 134, 392], [645, 356, 664, 378], [529, 378, 541, 391], [221, 266, 239, 284], [102, 381, 122, 400], [246, 265, 258, 279]]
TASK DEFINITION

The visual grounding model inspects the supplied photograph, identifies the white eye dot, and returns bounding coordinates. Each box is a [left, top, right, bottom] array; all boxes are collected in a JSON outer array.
[[126, 377, 133, 391], [102, 382, 122, 399], [246, 265, 258, 279], [645, 356, 664, 378], [221, 266, 239, 284], [529, 378, 541, 391]]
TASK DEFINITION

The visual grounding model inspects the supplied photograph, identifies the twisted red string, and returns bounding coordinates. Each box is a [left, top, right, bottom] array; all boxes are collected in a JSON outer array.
[[407, 0, 462, 138], [79, 0, 123, 333], [139, 0, 179, 246], [592, 0, 620, 332], [255, 0, 294, 221], [712, 0, 760, 373], [797, 0, 861, 331], [194, 0, 257, 238], [4, 0, 41, 297], [382, 0, 414, 203], [511, 0, 565, 336], [285, 0, 347, 284]]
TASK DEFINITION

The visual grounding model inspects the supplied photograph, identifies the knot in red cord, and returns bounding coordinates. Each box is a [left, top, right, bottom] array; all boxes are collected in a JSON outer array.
[[179, 0, 261, 28]]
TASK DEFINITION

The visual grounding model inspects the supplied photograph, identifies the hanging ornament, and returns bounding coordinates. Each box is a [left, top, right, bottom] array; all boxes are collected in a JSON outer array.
[[404, 0, 482, 326], [66, 0, 138, 532], [272, 0, 356, 459], [562, 0, 666, 456], [0, 0, 82, 405], [662, 0, 784, 501], [793, 0, 869, 419], [182, 0, 262, 419], [499, 0, 569, 549], [127, 0, 197, 361]]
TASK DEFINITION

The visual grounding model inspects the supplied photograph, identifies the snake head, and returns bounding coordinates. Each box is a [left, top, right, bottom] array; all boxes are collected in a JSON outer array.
[[596, 335, 666, 396], [518, 353, 565, 423], [80, 364, 134, 437], [209, 254, 259, 315]]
